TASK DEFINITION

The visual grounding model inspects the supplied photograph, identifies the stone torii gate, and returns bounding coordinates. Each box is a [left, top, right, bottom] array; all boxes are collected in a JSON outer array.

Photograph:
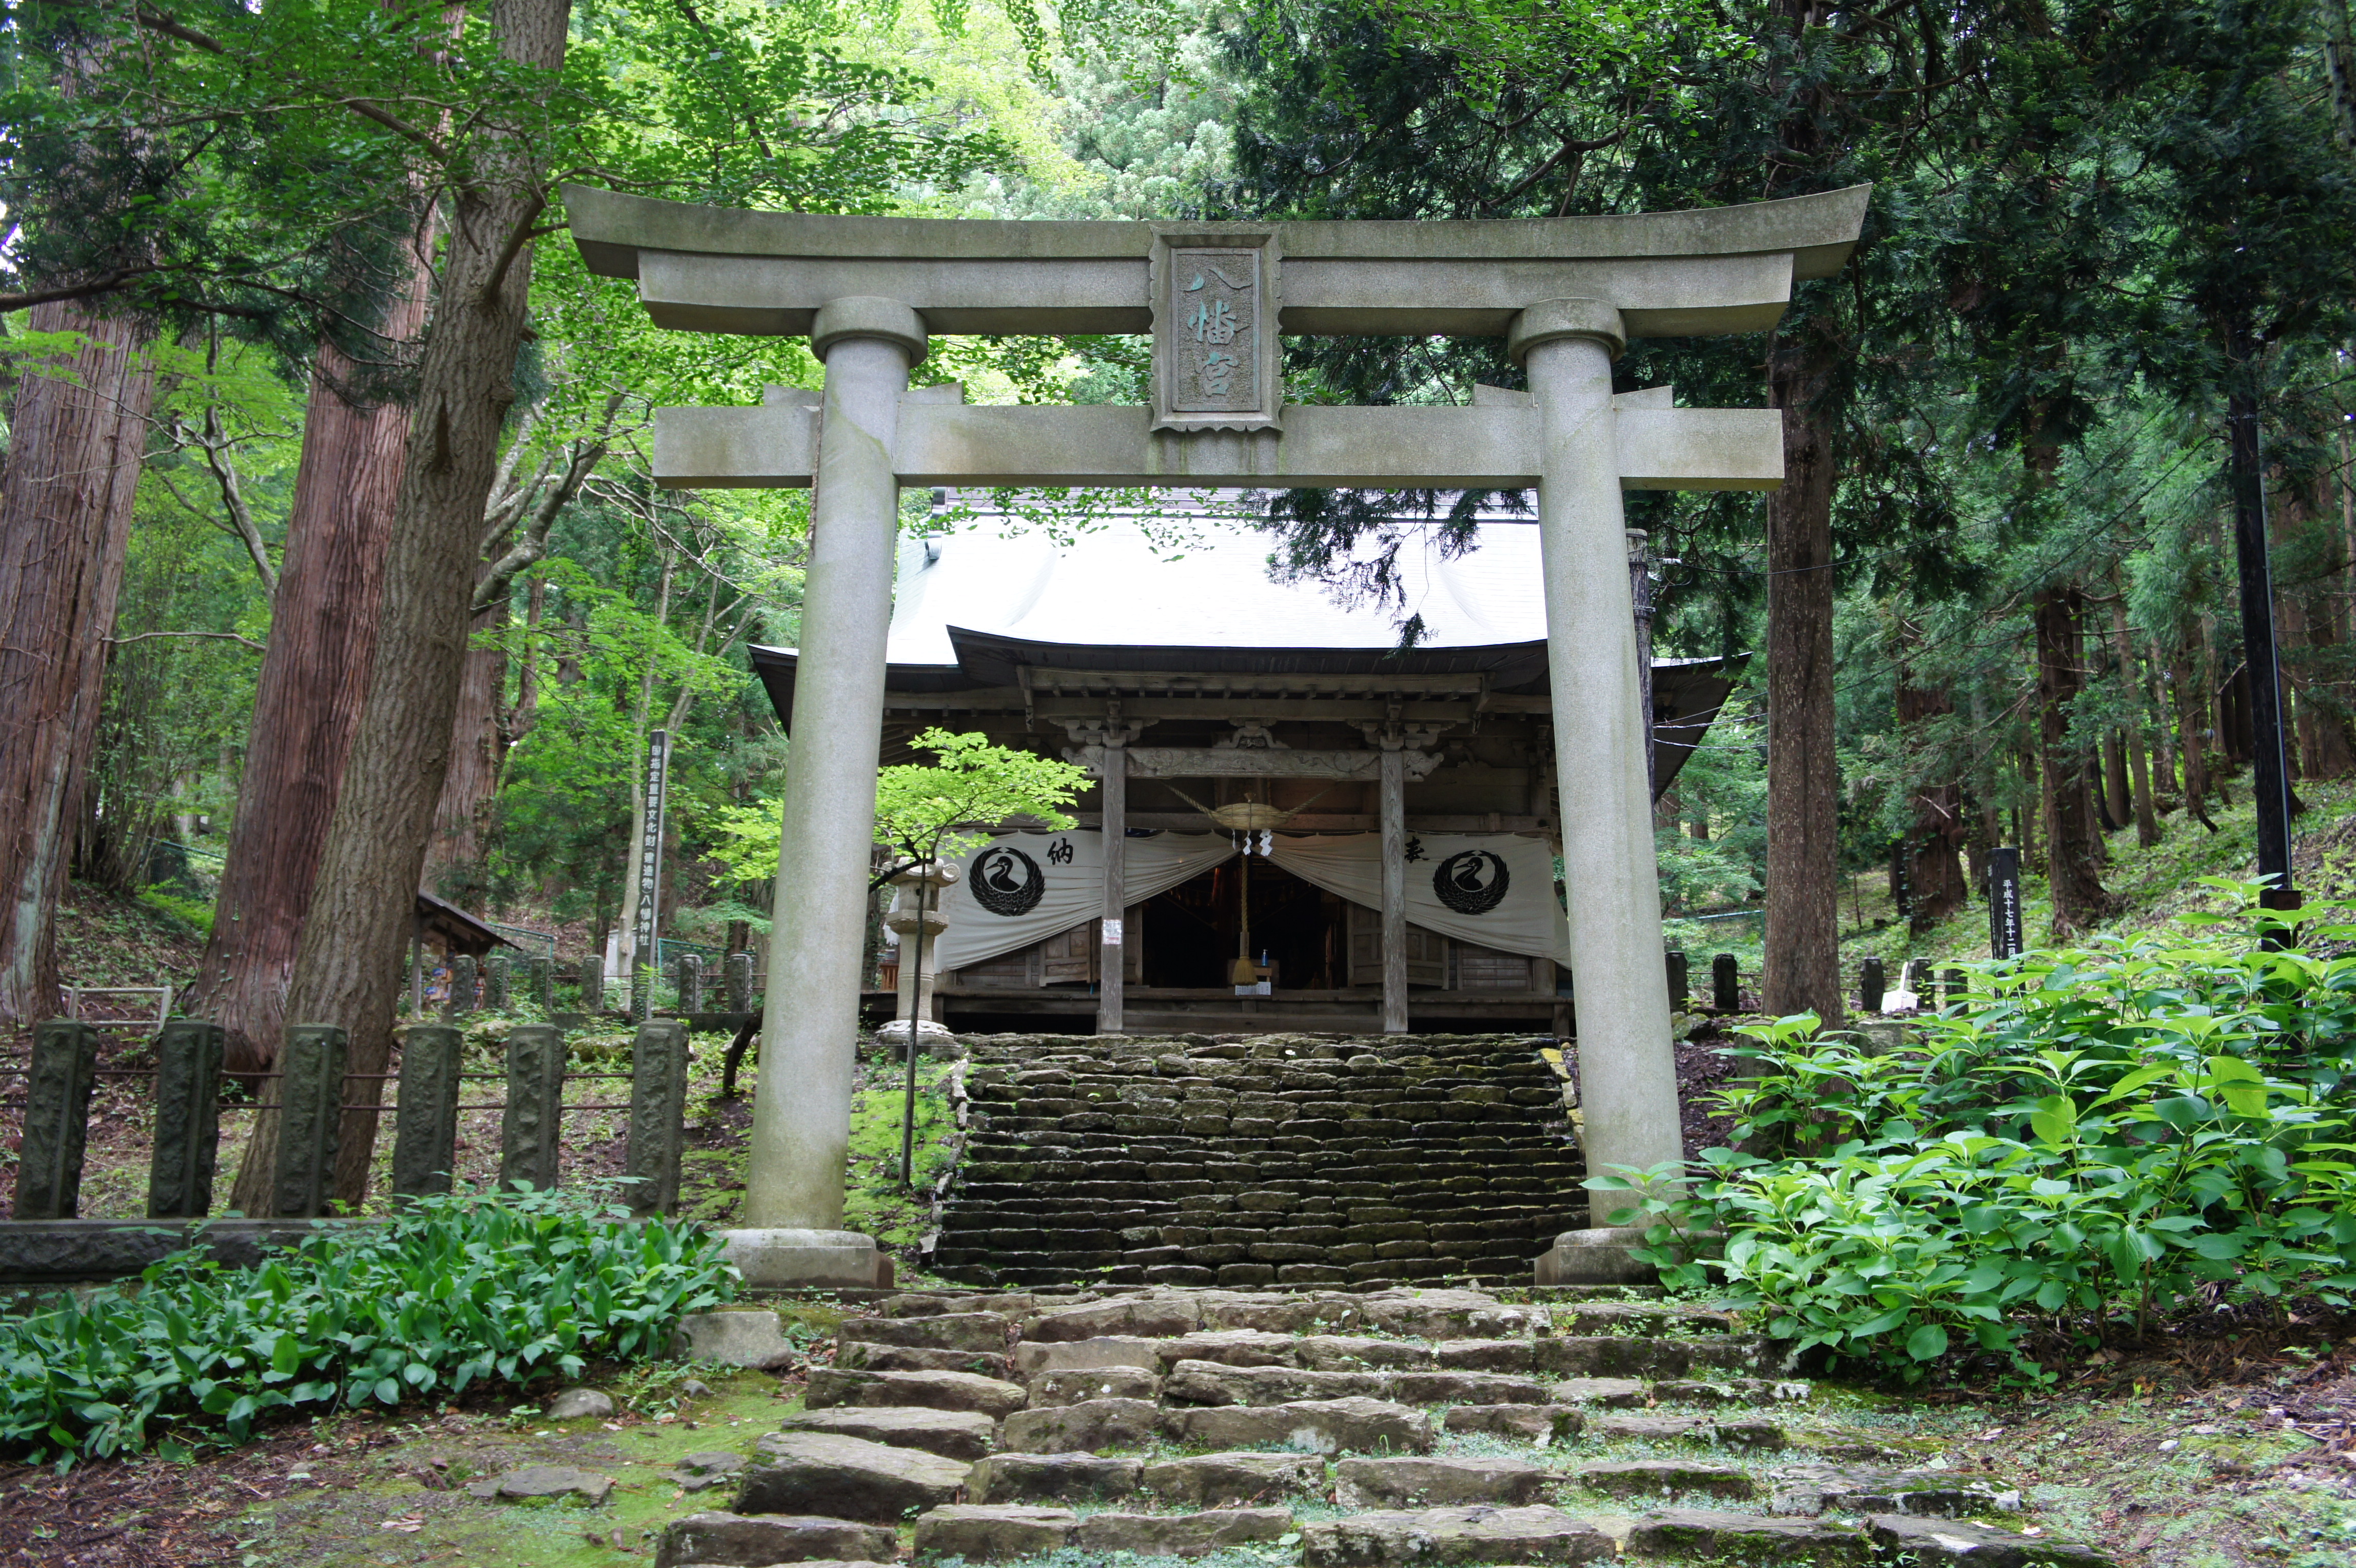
[[565, 183, 1868, 1286]]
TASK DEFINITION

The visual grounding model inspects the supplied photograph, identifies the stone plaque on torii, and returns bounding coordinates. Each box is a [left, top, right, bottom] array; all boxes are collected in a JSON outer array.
[[564, 183, 1869, 1285]]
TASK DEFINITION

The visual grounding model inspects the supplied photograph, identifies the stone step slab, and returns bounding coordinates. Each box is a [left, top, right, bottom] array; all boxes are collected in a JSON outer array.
[[1027, 1364, 1163, 1406], [1023, 1296, 1202, 1341], [1163, 1359, 1386, 1406], [1434, 1338, 1536, 1373], [1550, 1377, 1650, 1408], [1768, 1466, 2017, 1518], [1155, 1328, 1302, 1367], [1624, 1510, 1870, 1564], [803, 1366, 1027, 1420], [771, 1406, 998, 1462], [655, 1512, 897, 1568], [1439, 1403, 1582, 1443], [1163, 1396, 1432, 1455], [1534, 1337, 1707, 1379], [1301, 1504, 1616, 1567], [1073, 1507, 1295, 1556], [1654, 1378, 1812, 1407], [1865, 1514, 2114, 1567], [1298, 1334, 1437, 1371], [911, 1504, 1077, 1560], [1385, 1369, 1551, 1405], [1571, 1460, 1758, 1500], [833, 1341, 1016, 1380], [998, 1397, 1163, 1453], [1594, 1414, 1787, 1450], [733, 1431, 970, 1521], [878, 1291, 1041, 1318], [966, 1452, 1142, 1505], [835, 1311, 1011, 1353], [1141, 1451, 1327, 1506], [1333, 1455, 1550, 1507], [1013, 1334, 1164, 1375]]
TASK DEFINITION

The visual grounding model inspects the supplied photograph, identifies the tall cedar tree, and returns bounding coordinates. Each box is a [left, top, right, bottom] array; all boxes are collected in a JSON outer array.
[[1221, 0, 1979, 1015], [187, 231, 433, 1080]]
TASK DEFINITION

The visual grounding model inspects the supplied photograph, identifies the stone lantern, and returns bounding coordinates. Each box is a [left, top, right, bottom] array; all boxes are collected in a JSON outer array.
[[875, 862, 958, 1058]]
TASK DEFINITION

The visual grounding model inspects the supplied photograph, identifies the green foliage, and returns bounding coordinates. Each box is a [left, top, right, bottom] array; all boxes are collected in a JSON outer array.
[[875, 728, 1093, 867], [137, 883, 215, 937], [1606, 880, 2356, 1383], [0, 1186, 735, 1464], [708, 729, 1094, 887]]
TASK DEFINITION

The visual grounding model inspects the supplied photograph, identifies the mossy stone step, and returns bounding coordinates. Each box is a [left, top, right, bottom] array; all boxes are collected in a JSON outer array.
[[1301, 1504, 1616, 1566], [770, 1406, 998, 1461]]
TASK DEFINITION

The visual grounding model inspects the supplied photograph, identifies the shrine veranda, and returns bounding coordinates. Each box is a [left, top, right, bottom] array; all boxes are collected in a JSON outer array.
[[561, 182, 1870, 1285]]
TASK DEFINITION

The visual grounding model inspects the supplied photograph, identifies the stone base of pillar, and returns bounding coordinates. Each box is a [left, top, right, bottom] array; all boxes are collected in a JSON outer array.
[[719, 1227, 889, 1289], [1532, 1226, 1658, 1286], [872, 1018, 960, 1060]]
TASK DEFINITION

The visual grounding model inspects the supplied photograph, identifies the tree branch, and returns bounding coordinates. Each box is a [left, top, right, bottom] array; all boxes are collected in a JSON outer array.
[[108, 629, 266, 652], [470, 393, 623, 614], [194, 406, 279, 596]]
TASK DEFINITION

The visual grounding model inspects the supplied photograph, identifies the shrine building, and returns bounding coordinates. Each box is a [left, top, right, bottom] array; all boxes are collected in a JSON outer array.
[[751, 493, 1735, 1038]]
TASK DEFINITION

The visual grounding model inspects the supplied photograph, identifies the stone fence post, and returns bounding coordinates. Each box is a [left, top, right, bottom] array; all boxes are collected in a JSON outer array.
[[579, 955, 603, 1013], [1664, 951, 1688, 1009], [678, 953, 704, 1014], [273, 1024, 347, 1218], [1859, 956, 1886, 1015], [529, 955, 554, 1012], [14, 1020, 98, 1219], [147, 1020, 223, 1219], [625, 1020, 690, 1216], [1711, 953, 1740, 1012], [392, 1025, 464, 1200], [725, 950, 753, 1014], [484, 954, 511, 1010], [500, 1024, 564, 1193], [450, 954, 478, 1017]]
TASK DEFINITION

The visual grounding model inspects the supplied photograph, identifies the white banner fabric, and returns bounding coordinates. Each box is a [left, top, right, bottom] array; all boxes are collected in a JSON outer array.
[[1267, 832, 1565, 963], [931, 830, 1238, 971]]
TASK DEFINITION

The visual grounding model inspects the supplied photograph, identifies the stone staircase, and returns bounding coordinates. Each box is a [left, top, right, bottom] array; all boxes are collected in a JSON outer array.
[[931, 1033, 1585, 1288], [656, 1284, 2112, 1567]]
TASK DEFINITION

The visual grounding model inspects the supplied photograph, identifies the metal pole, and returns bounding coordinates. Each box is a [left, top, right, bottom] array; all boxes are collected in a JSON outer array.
[[899, 868, 929, 1187]]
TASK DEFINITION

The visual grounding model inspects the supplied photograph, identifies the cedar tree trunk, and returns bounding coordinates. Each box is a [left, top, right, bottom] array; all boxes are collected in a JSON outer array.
[[1895, 675, 1968, 932], [1762, 332, 1843, 1021], [229, 0, 572, 1213], [0, 303, 156, 1024], [189, 291, 426, 1079], [2035, 586, 2118, 934]]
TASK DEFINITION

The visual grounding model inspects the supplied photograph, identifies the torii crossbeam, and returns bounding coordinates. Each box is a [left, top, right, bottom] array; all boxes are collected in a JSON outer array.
[[565, 183, 1869, 1286]]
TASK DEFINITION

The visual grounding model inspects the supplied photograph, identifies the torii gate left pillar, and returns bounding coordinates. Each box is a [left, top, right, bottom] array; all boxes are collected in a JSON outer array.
[[566, 185, 1868, 1285]]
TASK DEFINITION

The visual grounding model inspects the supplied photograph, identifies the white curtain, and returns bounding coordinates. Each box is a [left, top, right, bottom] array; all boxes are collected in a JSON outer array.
[[923, 827, 1564, 972], [930, 830, 1238, 971], [1268, 832, 1566, 962]]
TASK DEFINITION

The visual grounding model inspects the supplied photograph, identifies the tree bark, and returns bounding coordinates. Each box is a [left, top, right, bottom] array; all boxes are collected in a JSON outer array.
[[0, 303, 156, 1024], [1762, 331, 1843, 1021], [2107, 599, 2162, 845], [2101, 735, 2130, 834], [1894, 671, 1968, 932], [2034, 585, 2117, 935], [227, 0, 573, 1213], [188, 288, 426, 1079]]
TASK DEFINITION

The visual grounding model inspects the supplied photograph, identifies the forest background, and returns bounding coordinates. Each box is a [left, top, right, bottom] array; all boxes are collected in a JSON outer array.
[[4, 0, 2356, 1207]]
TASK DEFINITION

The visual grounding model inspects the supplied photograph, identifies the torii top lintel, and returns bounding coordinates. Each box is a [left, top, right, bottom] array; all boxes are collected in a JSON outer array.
[[563, 184, 1870, 341]]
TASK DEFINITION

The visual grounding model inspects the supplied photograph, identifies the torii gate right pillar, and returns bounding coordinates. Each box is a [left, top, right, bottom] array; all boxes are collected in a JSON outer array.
[[1516, 299, 1682, 1229]]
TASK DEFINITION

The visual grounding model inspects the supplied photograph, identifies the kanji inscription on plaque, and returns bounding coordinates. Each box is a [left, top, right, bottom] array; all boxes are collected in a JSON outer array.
[[1151, 227, 1282, 434]]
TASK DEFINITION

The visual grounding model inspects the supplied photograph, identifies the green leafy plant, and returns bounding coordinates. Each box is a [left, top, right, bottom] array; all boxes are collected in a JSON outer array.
[[0, 1185, 735, 1464], [1612, 879, 2356, 1382]]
